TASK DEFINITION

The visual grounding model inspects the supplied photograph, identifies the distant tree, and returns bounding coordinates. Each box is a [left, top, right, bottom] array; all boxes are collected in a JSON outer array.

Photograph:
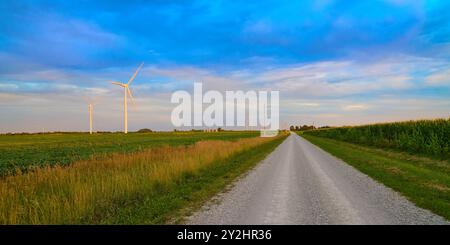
[[137, 128, 152, 133], [295, 126, 300, 131], [289, 125, 295, 131], [218, 127, 223, 132], [299, 125, 316, 131]]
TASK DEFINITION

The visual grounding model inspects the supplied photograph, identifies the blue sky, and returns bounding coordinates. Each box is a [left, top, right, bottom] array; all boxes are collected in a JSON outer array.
[[0, 0, 449, 132]]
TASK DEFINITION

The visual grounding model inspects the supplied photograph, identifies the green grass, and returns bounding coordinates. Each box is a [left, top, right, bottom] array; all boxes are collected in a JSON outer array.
[[0, 131, 258, 176], [302, 134, 450, 220], [90, 134, 288, 224]]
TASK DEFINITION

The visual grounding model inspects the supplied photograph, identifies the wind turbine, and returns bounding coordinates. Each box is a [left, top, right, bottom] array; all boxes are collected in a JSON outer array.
[[83, 96, 99, 135], [110, 62, 144, 134], [88, 103, 94, 134]]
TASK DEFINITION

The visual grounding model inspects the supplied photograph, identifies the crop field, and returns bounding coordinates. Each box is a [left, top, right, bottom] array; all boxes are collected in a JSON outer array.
[[303, 118, 450, 159], [0, 133, 287, 224], [0, 131, 259, 176], [300, 119, 450, 220]]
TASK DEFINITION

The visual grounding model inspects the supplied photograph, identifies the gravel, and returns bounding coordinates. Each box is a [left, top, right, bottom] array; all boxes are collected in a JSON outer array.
[[186, 133, 449, 225]]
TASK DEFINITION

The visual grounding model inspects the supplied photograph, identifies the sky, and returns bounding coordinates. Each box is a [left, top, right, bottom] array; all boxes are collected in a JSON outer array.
[[0, 0, 450, 132]]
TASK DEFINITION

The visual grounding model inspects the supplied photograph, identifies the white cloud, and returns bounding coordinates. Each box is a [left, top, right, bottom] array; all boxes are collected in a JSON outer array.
[[84, 87, 109, 95], [297, 102, 320, 107], [425, 70, 450, 87], [343, 104, 369, 111], [0, 83, 19, 91], [248, 57, 425, 98]]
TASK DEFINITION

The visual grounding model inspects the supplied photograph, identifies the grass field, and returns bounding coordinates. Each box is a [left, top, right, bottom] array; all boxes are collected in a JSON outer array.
[[301, 134, 450, 220], [0, 131, 258, 176], [0, 132, 287, 224]]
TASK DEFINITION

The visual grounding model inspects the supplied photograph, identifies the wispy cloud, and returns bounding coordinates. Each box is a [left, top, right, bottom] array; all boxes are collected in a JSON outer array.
[[343, 104, 369, 111], [425, 69, 450, 87], [247, 55, 450, 98]]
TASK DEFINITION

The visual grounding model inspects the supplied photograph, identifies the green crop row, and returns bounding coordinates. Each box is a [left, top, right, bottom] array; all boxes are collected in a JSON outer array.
[[303, 118, 450, 159]]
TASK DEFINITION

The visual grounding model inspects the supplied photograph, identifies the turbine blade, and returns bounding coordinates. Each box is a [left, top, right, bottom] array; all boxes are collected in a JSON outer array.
[[127, 62, 144, 85], [111, 81, 125, 87], [127, 87, 135, 105]]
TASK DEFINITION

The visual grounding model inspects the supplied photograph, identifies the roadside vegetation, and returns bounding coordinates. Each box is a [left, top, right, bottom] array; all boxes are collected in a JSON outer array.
[[300, 122, 450, 220], [0, 133, 287, 224], [303, 118, 450, 160], [0, 131, 258, 176]]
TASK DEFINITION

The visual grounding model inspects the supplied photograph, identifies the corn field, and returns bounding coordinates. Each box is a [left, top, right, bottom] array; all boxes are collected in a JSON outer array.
[[304, 118, 450, 159]]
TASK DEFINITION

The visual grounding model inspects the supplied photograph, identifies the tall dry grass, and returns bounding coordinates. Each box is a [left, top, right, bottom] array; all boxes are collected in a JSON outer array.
[[0, 137, 272, 224]]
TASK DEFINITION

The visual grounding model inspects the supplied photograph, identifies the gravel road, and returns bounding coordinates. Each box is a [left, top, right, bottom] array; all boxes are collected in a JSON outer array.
[[187, 133, 448, 225]]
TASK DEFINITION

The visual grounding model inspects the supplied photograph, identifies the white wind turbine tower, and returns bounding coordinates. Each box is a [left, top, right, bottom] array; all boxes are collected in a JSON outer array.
[[88, 103, 94, 134], [88, 102, 95, 134], [83, 96, 99, 135], [110, 62, 144, 134]]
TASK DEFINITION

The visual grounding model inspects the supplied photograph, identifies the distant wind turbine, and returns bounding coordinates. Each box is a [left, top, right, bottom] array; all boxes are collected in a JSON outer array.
[[88, 103, 94, 134], [110, 62, 144, 134], [83, 96, 99, 135]]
